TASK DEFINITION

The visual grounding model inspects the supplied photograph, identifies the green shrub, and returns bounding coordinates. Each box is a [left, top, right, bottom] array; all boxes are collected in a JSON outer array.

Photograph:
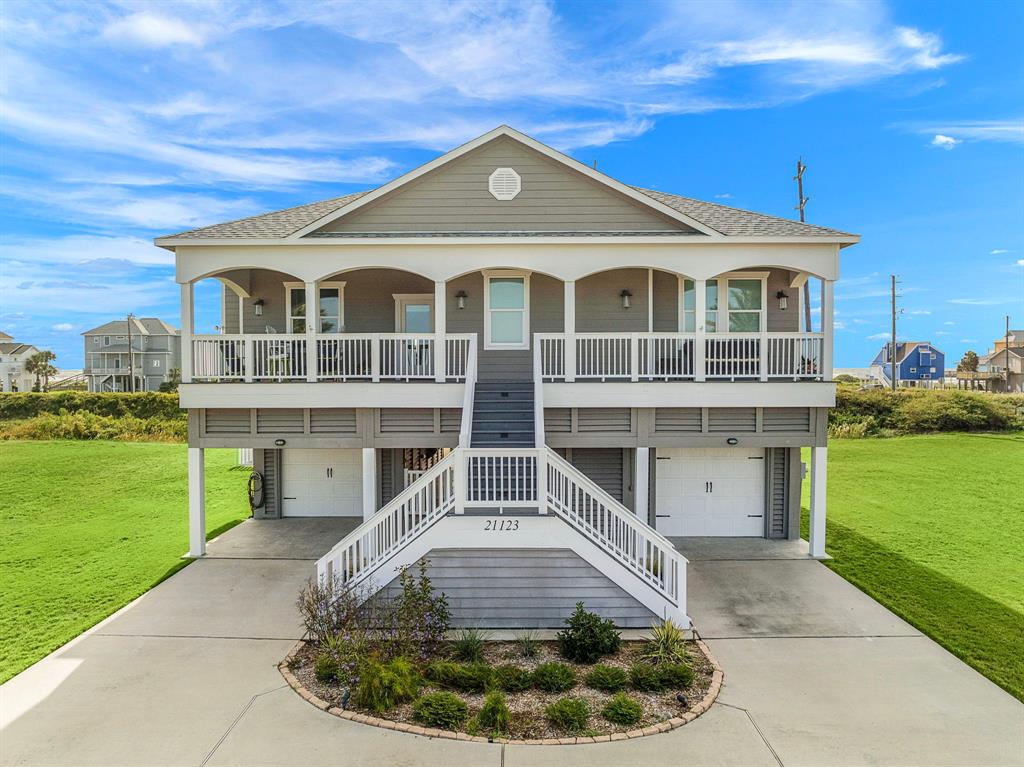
[[556, 602, 621, 663], [0, 391, 182, 420], [544, 697, 589, 734], [0, 411, 186, 442], [452, 627, 487, 662], [352, 657, 420, 713], [515, 629, 539, 658], [601, 693, 644, 727], [641, 619, 689, 665], [628, 663, 667, 692], [494, 664, 533, 692], [314, 653, 340, 683], [413, 691, 469, 730], [628, 661, 694, 691], [533, 662, 576, 692], [426, 661, 494, 693], [477, 691, 511, 736], [584, 664, 628, 693], [830, 388, 1024, 436], [658, 661, 694, 689]]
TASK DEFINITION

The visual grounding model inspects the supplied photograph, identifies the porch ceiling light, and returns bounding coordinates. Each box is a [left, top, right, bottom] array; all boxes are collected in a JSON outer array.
[[620, 289, 632, 309], [455, 289, 468, 310], [776, 290, 788, 310]]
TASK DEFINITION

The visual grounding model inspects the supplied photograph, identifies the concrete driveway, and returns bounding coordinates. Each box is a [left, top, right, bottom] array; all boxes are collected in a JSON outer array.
[[2, 522, 1021, 767]]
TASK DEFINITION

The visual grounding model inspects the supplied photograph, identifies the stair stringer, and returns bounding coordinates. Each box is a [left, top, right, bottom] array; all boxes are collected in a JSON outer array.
[[347, 514, 690, 628]]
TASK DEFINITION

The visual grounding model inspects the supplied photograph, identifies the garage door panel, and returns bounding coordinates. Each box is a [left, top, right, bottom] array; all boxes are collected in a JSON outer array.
[[282, 449, 362, 517], [656, 448, 765, 538]]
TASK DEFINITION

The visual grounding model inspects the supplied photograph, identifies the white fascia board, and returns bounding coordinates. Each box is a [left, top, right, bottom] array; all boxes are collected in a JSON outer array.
[[179, 382, 464, 409], [174, 242, 844, 284], [284, 126, 724, 240], [157, 234, 859, 248], [543, 382, 837, 408]]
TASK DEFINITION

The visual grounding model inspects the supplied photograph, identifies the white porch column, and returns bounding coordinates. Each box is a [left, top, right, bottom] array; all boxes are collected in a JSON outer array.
[[634, 447, 650, 523], [305, 281, 318, 382], [188, 447, 206, 558], [809, 446, 827, 558], [237, 293, 244, 334], [434, 280, 446, 382], [180, 283, 194, 383], [821, 279, 835, 381], [362, 448, 377, 521], [564, 280, 576, 382], [694, 278, 706, 382]]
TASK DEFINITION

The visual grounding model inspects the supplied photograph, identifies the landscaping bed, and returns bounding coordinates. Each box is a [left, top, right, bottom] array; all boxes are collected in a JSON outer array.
[[284, 565, 717, 742]]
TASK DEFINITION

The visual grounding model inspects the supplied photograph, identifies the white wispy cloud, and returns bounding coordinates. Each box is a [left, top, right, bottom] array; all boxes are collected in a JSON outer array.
[[103, 12, 206, 48], [867, 332, 890, 340], [931, 134, 960, 150], [990, 249, 1011, 254], [51, 323, 74, 332], [948, 297, 1012, 306]]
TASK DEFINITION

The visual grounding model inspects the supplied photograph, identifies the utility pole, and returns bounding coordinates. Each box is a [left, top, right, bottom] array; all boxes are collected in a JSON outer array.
[[1006, 314, 1011, 391], [890, 275, 898, 391], [794, 159, 812, 331], [126, 313, 135, 393]]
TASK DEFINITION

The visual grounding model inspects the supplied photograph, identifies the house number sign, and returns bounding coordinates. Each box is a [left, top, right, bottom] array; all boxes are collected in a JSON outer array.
[[483, 519, 520, 531]]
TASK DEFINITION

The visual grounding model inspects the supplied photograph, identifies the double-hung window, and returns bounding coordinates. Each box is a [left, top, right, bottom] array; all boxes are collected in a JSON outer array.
[[484, 271, 529, 349], [284, 282, 345, 333], [726, 278, 763, 332]]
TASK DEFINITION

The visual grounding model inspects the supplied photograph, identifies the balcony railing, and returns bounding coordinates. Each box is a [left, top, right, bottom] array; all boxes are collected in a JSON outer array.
[[190, 333, 474, 383], [537, 332, 825, 382]]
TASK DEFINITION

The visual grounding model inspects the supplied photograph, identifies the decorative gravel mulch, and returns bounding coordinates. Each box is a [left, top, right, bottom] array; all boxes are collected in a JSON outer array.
[[285, 639, 719, 742]]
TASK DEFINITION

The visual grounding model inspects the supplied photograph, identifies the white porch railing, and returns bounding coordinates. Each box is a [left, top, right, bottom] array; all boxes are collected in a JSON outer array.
[[315, 446, 686, 610], [537, 332, 823, 382], [190, 333, 473, 383], [319, 451, 458, 589]]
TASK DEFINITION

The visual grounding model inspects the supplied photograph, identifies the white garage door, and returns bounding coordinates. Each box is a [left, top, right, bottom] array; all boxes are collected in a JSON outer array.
[[655, 448, 765, 536], [281, 449, 362, 517]]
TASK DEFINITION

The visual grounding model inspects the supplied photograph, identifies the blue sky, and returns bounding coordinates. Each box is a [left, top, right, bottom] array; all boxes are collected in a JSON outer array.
[[1, 0, 1021, 369]]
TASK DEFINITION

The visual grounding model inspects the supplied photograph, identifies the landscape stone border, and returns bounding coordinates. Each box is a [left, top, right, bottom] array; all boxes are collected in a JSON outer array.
[[278, 638, 723, 745]]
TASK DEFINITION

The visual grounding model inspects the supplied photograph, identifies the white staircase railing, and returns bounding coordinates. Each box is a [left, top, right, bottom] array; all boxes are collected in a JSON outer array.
[[316, 451, 457, 588], [544, 448, 685, 606]]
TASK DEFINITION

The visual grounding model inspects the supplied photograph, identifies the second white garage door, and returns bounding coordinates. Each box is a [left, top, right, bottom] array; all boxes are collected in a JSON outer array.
[[655, 448, 765, 536], [281, 449, 362, 517]]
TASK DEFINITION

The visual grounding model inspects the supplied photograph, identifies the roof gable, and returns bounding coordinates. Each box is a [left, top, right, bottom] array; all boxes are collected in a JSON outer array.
[[291, 126, 717, 238]]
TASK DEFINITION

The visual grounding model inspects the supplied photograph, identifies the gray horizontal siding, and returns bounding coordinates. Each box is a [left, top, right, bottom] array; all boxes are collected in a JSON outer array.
[[545, 408, 572, 433], [309, 408, 357, 434], [205, 408, 251, 435], [322, 137, 689, 233], [382, 548, 656, 628], [654, 408, 702, 433], [440, 408, 461, 433], [762, 407, 811, 432], [379, 408, 434, 433], [255, 408, 304, 434], [567, 448, 625, 503], [577, 408, 632, 433], [707, 407, 757, 433]]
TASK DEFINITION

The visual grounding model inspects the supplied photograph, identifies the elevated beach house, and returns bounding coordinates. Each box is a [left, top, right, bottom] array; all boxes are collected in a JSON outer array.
[[156, 127, 858, 628]]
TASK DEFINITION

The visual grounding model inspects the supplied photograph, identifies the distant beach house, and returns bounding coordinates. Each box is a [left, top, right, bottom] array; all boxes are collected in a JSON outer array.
[[0, 331, 39, 392], [82, 318, 181, 392], [963, 329, 1024, 393], [870, 341, 944, 388]]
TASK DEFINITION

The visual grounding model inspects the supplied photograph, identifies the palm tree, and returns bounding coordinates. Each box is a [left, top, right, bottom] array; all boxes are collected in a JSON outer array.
[[25, 350, 58, 391]]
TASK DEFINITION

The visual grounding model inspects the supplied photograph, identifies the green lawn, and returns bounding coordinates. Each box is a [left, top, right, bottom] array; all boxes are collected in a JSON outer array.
[[0, 441, 249, 683], [802, 433, 1024, 701]]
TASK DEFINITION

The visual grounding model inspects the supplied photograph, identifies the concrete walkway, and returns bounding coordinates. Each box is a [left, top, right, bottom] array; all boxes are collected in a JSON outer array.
[[2, 520, 1021, 767]]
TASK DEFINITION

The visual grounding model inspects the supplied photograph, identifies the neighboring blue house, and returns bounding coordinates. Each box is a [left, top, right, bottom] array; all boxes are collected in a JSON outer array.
[[871, 342, 945, 388]]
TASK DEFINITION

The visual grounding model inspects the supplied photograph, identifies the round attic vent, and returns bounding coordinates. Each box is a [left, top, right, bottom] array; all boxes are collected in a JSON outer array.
[[488, 167, 521, 200]]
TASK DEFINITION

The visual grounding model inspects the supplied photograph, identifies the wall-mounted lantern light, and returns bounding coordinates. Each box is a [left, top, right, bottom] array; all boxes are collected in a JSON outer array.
[[620, 289, 633, 309], [455, 290, 468, 310], [776, 290, 788, 311], [254, 298, 265, 317]]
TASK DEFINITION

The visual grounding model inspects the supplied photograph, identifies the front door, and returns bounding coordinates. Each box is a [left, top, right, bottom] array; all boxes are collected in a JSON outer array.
[[394, 295, 434, 333]]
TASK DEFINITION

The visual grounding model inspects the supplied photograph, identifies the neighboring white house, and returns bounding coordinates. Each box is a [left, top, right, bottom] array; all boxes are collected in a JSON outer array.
[[82, 318, 181, 392], [156, 125, 857, 628], [0, 331, 39, 392]]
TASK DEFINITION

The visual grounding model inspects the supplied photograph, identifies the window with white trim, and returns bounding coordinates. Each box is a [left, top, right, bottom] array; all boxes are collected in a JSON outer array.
[[484, 271, 529, 349], [681, 273, 766, 333], [284, 282, 345, 333], [393, 294, 434, 333]]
